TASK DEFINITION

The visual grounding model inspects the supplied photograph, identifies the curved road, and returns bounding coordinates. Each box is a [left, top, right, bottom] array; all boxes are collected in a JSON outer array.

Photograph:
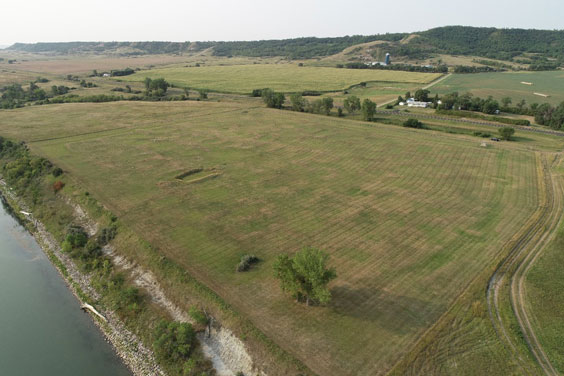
[[487, 154, 562, 375]]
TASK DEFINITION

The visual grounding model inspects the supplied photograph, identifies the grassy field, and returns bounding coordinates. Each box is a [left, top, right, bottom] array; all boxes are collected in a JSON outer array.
[[119, 64, 441, 94], [430, 71, 564, 106], [0, 100, 546, 375], [0, 54, 194, 74], [0, 69, 43, 86]]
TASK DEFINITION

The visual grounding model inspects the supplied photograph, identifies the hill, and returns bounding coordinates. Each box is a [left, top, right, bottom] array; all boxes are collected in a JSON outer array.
[[6, 26, 564, 65]]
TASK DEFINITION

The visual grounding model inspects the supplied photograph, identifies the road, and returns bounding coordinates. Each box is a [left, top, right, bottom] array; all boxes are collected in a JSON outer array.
[[378, 73, 452, 107], [487, 154, 562, 375]]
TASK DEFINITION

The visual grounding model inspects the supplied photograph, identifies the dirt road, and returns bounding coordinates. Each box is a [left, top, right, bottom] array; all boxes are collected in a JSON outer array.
[[487, 153, 562, 375]]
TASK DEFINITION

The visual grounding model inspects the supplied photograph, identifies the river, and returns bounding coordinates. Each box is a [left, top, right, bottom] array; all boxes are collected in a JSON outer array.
[[0, 200, 131, 376]]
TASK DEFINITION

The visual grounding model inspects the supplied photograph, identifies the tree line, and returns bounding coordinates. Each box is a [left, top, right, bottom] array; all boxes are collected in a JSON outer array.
[[260, 89, 377, 121], [340, 62, 448, 73]]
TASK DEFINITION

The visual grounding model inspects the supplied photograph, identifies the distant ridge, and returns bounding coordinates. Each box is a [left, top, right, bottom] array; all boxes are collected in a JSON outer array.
[[6, 26, 564, 63]]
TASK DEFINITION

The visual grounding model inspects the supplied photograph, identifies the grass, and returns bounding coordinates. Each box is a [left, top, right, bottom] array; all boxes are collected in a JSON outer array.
[[119, 64, 441, 94], [0, 100, 547, 375], [0, 69, 43, 86], [525, 160, 564, 373], [430, 71, 564, 106]]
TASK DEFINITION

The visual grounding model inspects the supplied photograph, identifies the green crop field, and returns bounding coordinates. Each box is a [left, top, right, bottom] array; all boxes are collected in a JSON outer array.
[[119, 64, 441, 94], [430, 71, 564, 106], [0, 100, 548, 375]]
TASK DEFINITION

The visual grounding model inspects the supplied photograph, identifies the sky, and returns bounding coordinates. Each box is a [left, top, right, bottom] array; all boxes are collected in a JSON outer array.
[[2, 0, 563, 46]]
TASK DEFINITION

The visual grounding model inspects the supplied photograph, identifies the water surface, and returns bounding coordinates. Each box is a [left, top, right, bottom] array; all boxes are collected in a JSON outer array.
[[0, 201, 131, 376]]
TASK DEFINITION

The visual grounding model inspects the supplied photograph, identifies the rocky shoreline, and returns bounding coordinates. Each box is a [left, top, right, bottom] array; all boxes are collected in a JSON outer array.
[[0, 180, 164, 376]]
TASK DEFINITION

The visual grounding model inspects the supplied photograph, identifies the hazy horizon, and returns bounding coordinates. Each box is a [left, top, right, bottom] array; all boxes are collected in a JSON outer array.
[[2, 0, 564, 46]]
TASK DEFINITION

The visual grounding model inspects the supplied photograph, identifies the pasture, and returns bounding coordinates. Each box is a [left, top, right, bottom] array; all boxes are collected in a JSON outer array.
[[430, 71, 564, 105], [0, 69, 42, 86], [0, 101, 544, 375], [119, 64, 441, 94]]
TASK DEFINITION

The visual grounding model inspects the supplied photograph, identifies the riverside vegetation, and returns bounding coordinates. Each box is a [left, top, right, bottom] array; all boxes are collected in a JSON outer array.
[[0, 137, 215, 376]]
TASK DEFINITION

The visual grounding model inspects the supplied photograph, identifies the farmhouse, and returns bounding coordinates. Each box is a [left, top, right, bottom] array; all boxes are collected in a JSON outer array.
[[400, 97, 432, 108]]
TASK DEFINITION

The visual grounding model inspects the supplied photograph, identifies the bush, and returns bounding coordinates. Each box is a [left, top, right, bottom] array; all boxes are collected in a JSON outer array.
[[251, 89, 264, 97], [236, 254, 259, 272], [473, 131, 491, 138], [79, 239, 102, 260], [65, 225, 88, 248], [153, 320, 196, 363], [52, 167, 63, 177], [403, 118, 424, 129], [61, 240, 73, 253], [188, 306, 209, 326], [53, 180, 65, 192], [96, 225, 117, 246], [301, 90, 321, 96]]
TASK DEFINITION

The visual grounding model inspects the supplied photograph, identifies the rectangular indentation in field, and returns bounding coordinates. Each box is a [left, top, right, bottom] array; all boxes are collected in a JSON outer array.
[[175, 168, 203, 180]]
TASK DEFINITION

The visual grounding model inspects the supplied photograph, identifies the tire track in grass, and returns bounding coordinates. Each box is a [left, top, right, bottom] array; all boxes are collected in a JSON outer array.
[[487, 153, 562, 375]]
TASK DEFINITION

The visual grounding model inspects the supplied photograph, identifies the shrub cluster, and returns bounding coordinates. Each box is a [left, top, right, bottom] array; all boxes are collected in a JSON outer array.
[[403, 118, 425, 129], [236, 254, 259, 272]]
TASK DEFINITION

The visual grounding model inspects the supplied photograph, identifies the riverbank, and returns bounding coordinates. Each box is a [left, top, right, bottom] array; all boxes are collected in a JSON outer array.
[[0, 179, 164, 376], [0, 177, 262, 376]]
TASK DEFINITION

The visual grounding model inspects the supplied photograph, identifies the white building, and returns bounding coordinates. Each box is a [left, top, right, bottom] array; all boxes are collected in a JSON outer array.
[[405, 98, 431, 108]]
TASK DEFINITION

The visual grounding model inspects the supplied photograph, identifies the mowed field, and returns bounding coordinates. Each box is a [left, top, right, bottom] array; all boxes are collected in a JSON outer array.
[[525, 158, 564, 374], [0, 101, 544, 375], [430, 71, 564, 105], [120, 64, 441, 94]]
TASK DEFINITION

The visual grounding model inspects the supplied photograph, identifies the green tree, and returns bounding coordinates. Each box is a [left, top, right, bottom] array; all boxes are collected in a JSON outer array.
[[482, 98, 500, 114], [501, 97, 512, 107], [273, 247, 337, 306], [289, 93, 307, 112], [321, 97, 334, 115], [198, 90, 208, 100], [414, 89, 430, 102], [498, 127, 515, 140], [343, 95, 361, 114], [262, 88, 285, 109], [516, 99, 527, 111], [144, 77, 152, 90], [149, 78, 169, 93], [361, 98, 377, 121], [308, 99, 323, 114]]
